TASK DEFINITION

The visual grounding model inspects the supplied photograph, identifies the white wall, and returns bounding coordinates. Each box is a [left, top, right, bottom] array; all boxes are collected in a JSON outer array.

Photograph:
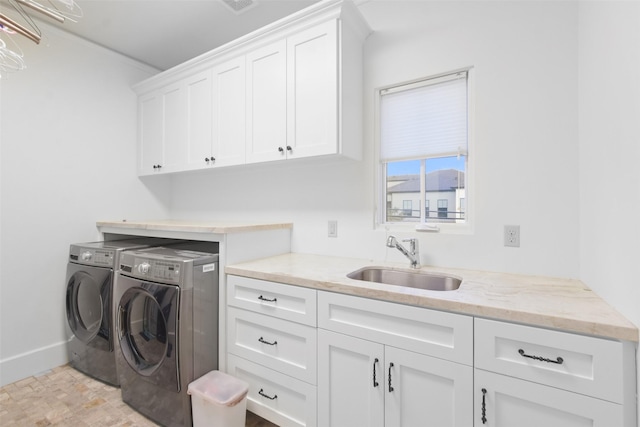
[[171, 1, 581, 278], [578, 1, 640, 421], [0, 24, 171, 386]]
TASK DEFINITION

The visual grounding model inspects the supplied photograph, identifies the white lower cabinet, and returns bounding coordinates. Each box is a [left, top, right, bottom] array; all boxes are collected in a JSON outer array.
[[226, 278, 636, 427], [226, 275, 317, 427], [474, 369, 622, 427], [474, 318, 634, 427], [318, 329, 473, 427], [317, 291, 474, 427], [227, 354, 317, 427]]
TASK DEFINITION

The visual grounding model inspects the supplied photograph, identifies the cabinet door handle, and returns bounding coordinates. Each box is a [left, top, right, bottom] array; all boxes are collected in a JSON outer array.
[[258, 388, 277, 400], [481, 388, 487, 424], [372, 358, 379, 387], [278, 147, 284, 153], [258, 336, 277, 346], [258, 295, 277, 303], [388, 362, 394, 392], [205, 157, 210, 162], [153, 164, 162, 169], [518, 348, 564, 364], [286, 145, 292, 152]]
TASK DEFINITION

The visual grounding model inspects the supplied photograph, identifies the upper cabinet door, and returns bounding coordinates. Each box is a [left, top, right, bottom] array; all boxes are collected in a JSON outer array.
[[138, 92, 164, 175], [160, 82, 189, 172], [185, 70, 213, 169], [287, 20, 338, 159], [212, 56, 246, 167], [245, 40, 287, 164]]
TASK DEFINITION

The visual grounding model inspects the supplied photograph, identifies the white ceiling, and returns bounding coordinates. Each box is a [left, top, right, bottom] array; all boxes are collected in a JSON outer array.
[[4, 0, 322, 71]]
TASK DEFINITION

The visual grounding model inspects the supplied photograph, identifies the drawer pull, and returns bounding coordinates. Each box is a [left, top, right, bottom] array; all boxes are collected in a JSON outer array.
[[258, 295, 277, 303], [518, 348, 564, 364], [388, 362, 394, 392], [258, 388, 278, 400], [481, 388, 487, 424], [372, 358, 379, 388], [258, 336, 278, 346]]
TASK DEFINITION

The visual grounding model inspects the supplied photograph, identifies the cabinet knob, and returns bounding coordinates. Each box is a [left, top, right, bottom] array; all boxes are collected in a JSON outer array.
[[153, 164, 162, 169], [286, 145, 292, 152], [205, 157, 210, 162], [211, 157, 216, 162], [278, 147, 284, 153]]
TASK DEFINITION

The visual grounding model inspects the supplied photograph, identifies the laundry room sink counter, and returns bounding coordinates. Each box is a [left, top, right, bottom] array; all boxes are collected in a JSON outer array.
[[225, 252, 638, 342]]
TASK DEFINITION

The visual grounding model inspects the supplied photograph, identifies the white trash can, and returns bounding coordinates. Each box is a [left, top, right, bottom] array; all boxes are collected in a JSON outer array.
[[188, 370, 249, 427]]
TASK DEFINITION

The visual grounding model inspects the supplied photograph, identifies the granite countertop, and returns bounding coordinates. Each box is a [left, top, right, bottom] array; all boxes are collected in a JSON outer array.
[[226, 252, 638, 342], [96, 219, 293, 234]]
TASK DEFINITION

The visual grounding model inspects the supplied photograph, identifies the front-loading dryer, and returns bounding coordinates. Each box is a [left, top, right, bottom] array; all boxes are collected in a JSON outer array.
[[65, 238, 173, 386], [115, 243, 219, 427]]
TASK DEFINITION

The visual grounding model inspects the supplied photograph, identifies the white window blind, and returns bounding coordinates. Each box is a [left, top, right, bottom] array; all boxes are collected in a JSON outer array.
[[380, 71, 468, 161]]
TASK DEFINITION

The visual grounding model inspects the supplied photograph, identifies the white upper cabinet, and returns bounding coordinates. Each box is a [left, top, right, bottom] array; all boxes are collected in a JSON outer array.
[[245, 40, 288, 164], [134, 0, 370, 176], [211, 56, 246, 167], [185, 70, 214, 170], [286, 20, 338, 160], [137, 92, 163, 174]]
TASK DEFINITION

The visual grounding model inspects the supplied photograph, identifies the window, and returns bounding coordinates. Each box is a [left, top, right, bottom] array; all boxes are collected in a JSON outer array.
[[378, 70, 470, 227], [437, 199, 448, 218]]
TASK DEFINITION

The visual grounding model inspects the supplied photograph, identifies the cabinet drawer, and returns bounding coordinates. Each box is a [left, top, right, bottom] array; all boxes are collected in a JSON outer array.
[[475, 318, 624, 403], [227, 307, 317, 384], [227, 354, 317, 427], [318, 291, 473, 365], [227, 275, 317, 326]]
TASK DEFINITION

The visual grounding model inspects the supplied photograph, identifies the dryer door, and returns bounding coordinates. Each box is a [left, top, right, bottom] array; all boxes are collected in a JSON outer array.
[[118, 280, 180, 392], [66, 263, 112, 351]]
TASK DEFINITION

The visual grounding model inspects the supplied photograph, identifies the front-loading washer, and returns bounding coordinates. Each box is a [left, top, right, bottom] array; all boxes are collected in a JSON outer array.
[[65, 238, 173, 386], [114, 243, 219, 427]]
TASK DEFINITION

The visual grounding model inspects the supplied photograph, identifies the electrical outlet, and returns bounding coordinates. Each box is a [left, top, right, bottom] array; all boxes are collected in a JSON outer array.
[[504, 225, 520, 247], [328, 220, 338, 238]]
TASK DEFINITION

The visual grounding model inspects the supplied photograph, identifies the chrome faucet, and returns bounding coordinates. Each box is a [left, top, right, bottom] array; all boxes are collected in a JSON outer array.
[[386, 235, 421, 269]]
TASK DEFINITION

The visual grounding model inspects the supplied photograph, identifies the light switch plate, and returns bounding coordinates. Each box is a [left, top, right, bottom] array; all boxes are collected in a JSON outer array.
[[328, 220, 338, 238]]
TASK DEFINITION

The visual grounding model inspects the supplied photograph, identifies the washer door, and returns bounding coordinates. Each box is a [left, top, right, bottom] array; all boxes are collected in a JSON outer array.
[[118, 281, 180, 392], [66, 264, 112, 351]]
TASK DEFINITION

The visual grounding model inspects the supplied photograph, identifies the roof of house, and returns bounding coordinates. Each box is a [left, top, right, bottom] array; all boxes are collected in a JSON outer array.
[[388, 169, 465, 193]]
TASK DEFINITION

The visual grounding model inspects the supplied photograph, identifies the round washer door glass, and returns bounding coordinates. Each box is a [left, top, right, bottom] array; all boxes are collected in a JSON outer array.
[[119, 285, 178, 377], [66, 270, 109, 344]]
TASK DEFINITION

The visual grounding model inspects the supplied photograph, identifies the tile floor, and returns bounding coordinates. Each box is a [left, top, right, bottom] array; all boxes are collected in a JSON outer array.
[[0, 364, 277, 426]]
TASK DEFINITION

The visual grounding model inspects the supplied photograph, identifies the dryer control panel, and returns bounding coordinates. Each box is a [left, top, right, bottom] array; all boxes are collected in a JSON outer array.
[[69, 248, 115, 267], [132, 259, 181, 284]]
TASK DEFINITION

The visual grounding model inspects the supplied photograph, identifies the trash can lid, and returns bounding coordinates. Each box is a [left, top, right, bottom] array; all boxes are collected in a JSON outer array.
[[187, 370, 249, 407]]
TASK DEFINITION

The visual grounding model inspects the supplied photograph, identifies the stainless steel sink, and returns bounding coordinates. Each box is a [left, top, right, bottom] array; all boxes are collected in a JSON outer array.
[[347, 267, 462, 291]]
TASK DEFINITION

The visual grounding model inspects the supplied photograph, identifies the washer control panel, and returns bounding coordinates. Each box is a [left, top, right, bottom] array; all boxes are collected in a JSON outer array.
[[70, 248, 115, 267]]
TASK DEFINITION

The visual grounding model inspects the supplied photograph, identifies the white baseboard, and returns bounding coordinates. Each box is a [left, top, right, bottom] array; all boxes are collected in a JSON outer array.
[[0, 341, 69, 386]]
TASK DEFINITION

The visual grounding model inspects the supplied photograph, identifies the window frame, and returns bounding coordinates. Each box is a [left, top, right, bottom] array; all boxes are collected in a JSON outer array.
[[374, 67, 475, 234]]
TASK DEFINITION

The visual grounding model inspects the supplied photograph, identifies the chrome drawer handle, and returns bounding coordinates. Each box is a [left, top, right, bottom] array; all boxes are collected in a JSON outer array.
[[258, 295, 277, 303], [258, 336, 277, 346], [518, 348, 564, 364], [258, 388, 277, 400]]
